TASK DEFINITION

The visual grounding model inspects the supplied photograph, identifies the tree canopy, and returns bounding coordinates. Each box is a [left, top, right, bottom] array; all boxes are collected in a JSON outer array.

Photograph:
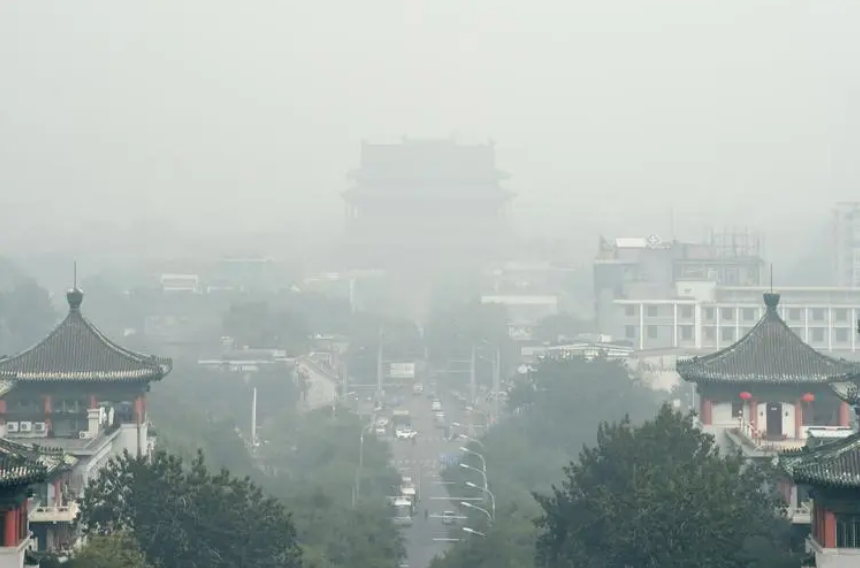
[[434, 357, 663, 568], [534, 405, 802, 568], [81, 449, 303, 568], [69, 532, 152, 568]]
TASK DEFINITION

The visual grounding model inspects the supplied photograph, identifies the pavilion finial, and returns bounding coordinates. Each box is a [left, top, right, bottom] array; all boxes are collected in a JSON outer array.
[[763, 292, 780, 310]]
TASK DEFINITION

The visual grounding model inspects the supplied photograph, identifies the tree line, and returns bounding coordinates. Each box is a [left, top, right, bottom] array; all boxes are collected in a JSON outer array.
[[432, 358, 804, 568]]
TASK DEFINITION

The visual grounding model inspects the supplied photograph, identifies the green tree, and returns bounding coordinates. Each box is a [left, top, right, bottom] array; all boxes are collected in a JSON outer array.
[[435, 357, 663, 568], [534, 405, 801, 568], [80, 450, 303, 568], [70, 532, 151, 568], [258, 407, 406, 568]]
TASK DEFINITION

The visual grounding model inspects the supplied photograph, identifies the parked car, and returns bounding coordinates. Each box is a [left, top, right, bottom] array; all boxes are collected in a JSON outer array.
[[441, 511, 457, 525], [431, 400, 442, 412]]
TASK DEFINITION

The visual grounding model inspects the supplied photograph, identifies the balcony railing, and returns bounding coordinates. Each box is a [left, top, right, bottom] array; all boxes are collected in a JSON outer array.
[[731, 419, 807, 454], [787, 501, 812, 525], [29, 500, 80, 523]]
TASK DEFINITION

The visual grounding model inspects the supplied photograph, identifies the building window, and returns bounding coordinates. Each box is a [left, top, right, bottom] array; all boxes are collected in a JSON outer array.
[[704, 327, 716, 341], [834, 308, 849, 322], [811, 328, 825, 343], [625, 325, 635, 339], [624, 305, 635, 317], [731, 401, 744, 418], [811, 308, 826, 322], [721, 327, 735, 342], [788, 308, 802, 321], [742, 308, 756, 321], [679, 306, 693, 320], [720, 307, 735, 321], [647, 326, 658, 339], [702, 308, 715, 321], [836, 328, 850, 343], [680, 325, 694, 341], [836, 514, 860, 548], [646, 305, 659, 318]]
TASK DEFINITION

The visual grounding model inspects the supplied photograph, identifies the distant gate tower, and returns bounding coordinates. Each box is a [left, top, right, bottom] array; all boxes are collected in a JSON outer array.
[[340, 138, 515, 269]]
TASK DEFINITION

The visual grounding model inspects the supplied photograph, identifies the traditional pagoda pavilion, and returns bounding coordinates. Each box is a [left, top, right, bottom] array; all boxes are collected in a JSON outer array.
[[0, 447, 46, 568], [677, 292, 860, 456], [0, 287, 171, 460], [779, 389, 860, 566], [0, 439, 79, 554]]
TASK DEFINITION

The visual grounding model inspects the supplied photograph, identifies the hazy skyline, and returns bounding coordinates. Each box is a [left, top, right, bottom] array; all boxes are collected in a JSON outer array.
[[2, 1, 859, 265]]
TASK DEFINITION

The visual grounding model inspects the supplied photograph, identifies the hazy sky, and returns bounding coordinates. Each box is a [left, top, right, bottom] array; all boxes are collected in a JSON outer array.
[[2, 1, 859, 263]]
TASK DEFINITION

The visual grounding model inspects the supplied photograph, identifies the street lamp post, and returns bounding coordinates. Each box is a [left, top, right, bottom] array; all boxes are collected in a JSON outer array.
[[460, 463, 488, 493], [462, 526, 486, 538], [460, 501, 493, 524], [456, 432, 485, 448], [353, 413, 376, 507], [459, 446, 487, 476], [465, 481, 496, 520]]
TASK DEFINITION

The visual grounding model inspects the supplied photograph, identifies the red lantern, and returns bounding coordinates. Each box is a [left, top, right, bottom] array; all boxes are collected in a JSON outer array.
[[739, 391, 752, 400], [802, 393, 815, 403]]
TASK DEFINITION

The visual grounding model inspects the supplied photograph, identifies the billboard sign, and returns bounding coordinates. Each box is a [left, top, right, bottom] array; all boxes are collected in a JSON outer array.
[[389, 362, 416, 380]]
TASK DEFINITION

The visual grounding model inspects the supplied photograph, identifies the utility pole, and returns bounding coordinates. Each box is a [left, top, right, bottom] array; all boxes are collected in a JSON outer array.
[[376, 328, 384, 400], [251, 386, 258, 447], [492, 347, 501, 425], [469, 345, 477, 437]]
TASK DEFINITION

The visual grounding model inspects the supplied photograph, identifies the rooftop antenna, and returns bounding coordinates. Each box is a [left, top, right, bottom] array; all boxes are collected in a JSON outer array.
[[73, 261, 78, 289], [769, 264, 773, 292]]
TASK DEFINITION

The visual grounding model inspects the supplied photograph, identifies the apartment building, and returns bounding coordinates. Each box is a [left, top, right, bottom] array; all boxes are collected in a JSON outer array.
[[611, 282, 860, 353]]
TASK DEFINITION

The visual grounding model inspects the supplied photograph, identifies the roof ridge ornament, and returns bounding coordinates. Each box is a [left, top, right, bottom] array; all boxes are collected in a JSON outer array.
[[763, 292, 780, 310], [66, 288, 84, 311]]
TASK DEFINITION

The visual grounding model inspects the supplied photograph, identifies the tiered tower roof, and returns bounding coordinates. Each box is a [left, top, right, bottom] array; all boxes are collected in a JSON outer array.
[[0, 288, 172, 384], [780, 434, 860, 490], [676, 293, 860, 385]]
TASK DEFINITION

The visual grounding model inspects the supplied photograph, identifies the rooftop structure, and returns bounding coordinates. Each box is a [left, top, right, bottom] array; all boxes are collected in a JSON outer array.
[[0, 445, 46, 568], [677, 293, 860, 385], [677, 292, 860, 458], [340, 138, 514, 270], [779, 388, 860, 565], [594, 230, 765, 342]]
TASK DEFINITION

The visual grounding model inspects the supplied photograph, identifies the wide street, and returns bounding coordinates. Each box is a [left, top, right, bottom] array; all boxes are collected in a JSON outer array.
[[387, 391, 476, 568]]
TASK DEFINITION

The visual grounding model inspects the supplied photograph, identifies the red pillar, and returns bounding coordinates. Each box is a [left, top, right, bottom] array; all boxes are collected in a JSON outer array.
[[89, 395, 98, 409], [699, 398, 712, 425], [825, 510, 837, 548], [134, 396, 145, 425], [795, 400, 803, 439], [839, 401, 851, 427], [3, 509, 14, 546]]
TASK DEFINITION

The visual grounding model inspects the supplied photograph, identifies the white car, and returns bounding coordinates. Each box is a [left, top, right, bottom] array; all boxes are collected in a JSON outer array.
[[441, 511, 457, 525], [395, 426, 417, 440], [413, 383, 424, 394], [431, 400, 442, 412]]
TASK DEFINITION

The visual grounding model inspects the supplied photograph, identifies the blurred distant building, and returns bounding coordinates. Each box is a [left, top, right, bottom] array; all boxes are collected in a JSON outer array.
[[596, 230, 860, 354], [339, 138, 515, 269], [832, 202, 860, 287]]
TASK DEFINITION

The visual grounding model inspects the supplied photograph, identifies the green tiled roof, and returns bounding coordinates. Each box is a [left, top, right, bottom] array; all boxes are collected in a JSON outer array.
[[0, 454, 47, 489], [676, 293, 860, 385], [0, 439, 77, 476], [0, 288, 172, 383], [779, 432, 860, 489]]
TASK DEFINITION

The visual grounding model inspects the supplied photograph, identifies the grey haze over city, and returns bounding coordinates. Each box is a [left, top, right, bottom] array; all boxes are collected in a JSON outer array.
[[2, 0, 860, 267], [4, 3, 860, 568]]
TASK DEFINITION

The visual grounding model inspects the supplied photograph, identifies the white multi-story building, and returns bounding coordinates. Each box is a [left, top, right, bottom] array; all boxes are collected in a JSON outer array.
[[612, 283, 860, 353]]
